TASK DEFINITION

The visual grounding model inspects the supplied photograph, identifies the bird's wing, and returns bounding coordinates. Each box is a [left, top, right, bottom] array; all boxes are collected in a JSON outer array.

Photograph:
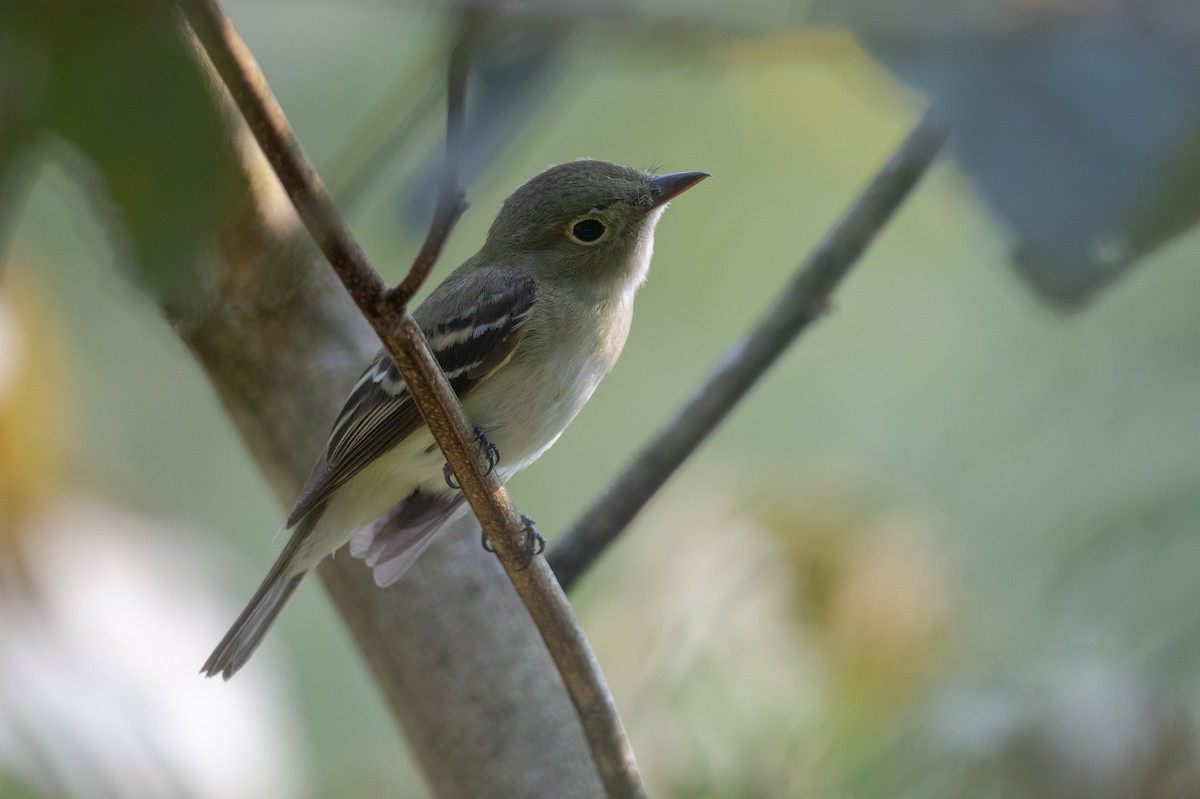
[[286, 269, 538, 527]]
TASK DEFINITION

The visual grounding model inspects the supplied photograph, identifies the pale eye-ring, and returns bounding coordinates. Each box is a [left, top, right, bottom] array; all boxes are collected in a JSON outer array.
[[568, 217, 607, 244]]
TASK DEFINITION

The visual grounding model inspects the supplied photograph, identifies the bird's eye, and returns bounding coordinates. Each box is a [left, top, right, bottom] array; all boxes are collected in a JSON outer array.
[[569, 218, 607, 244]]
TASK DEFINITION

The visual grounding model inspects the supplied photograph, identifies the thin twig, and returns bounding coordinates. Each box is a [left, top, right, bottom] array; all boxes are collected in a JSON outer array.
[[179, 2, 645, 796], [549, 109, 950, 591]]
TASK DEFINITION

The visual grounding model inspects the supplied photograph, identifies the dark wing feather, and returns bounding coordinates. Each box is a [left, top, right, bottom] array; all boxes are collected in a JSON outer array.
[[286, 270, 538, 527]]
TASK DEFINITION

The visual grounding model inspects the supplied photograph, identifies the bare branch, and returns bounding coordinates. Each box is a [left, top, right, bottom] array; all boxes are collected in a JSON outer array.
[[548, 109, 950, 592], [179, 1, 386, 313], [178, 1, 645, 795]]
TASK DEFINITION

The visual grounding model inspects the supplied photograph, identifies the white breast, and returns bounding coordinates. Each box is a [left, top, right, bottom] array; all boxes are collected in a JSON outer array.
[[464, 289, 634, 477]]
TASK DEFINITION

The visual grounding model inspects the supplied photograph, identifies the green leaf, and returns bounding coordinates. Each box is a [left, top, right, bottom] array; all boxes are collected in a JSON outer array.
[[4, 1, 245, 309]]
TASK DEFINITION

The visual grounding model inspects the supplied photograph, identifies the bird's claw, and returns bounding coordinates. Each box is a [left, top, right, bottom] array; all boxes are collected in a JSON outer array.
[[444, 427, 500, 490], [479, 515, 545, 570], [517, 515, 545, 571], [474, 426, 500, 474]]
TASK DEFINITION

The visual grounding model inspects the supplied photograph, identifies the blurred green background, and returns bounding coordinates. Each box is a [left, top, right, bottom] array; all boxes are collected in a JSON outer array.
[[5, 1, 1200, 797]]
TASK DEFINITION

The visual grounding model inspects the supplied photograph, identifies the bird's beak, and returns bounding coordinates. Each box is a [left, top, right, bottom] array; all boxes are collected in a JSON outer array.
[[648, 171, 710, 209]]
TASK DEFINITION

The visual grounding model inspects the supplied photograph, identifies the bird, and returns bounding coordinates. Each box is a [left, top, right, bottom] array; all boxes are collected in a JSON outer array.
[[203, 159, 708, 679]]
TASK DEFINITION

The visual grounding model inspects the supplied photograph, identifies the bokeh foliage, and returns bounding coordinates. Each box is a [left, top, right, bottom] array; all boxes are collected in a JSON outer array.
[[1, 0, 243, 310], [4, 0, 1200, 796]]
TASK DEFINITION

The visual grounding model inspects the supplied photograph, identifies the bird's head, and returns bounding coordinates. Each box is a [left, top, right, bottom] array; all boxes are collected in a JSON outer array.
[[482, 159, 708, 289]]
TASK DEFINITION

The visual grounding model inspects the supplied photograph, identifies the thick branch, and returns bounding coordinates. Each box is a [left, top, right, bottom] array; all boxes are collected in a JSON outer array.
[[549, 109, 950, 591], [179, 1, 643, 795]]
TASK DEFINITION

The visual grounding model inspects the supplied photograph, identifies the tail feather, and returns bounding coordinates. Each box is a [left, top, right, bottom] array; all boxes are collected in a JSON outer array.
[[350, 492, 467, 587], [203, 528, 308, 680]]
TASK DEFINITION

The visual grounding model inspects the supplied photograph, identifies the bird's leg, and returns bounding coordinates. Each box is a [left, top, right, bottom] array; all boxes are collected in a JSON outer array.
[[479, 515, 544, 569], [446, 425, 525, 560], [473, 426, 500, 474], [443, 426, 500, 490], [517, 515, 545, 570]]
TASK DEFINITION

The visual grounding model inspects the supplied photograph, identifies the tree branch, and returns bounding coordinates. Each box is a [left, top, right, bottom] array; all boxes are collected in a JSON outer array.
[[548, 109, 950, 591], [179, 1, 644, 795]]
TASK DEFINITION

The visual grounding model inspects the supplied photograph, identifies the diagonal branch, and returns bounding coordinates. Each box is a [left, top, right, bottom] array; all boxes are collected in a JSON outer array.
[[178, 1, 645, 796], [549, 109, 950, 592]]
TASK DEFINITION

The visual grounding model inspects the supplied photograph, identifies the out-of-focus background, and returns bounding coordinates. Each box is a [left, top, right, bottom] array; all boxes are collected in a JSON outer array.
[[4, 1, 1200, 796]]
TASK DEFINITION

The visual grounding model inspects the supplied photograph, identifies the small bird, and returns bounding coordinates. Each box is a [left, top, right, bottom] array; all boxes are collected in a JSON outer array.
[[203, 159, 707, 678]]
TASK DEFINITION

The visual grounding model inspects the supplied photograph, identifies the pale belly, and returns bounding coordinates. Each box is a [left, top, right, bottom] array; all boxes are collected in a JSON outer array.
[[290, 326, 620, 572], [463, 344, 612, 475]]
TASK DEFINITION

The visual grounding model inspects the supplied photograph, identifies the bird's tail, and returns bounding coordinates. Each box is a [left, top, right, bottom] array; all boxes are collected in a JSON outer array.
[[202, 525, 308, 680]]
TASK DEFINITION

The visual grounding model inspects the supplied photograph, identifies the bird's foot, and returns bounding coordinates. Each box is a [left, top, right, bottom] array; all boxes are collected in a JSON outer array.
[[480, 515, 545, 571], [474, 426, 500, 474], [517, 515, 545, 570], [442, 462, 459, 490], [442, 427, 501, 490]]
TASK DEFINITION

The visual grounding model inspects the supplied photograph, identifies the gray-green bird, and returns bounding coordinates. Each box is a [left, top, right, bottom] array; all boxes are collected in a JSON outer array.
[[204, 159, 707, 678]]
